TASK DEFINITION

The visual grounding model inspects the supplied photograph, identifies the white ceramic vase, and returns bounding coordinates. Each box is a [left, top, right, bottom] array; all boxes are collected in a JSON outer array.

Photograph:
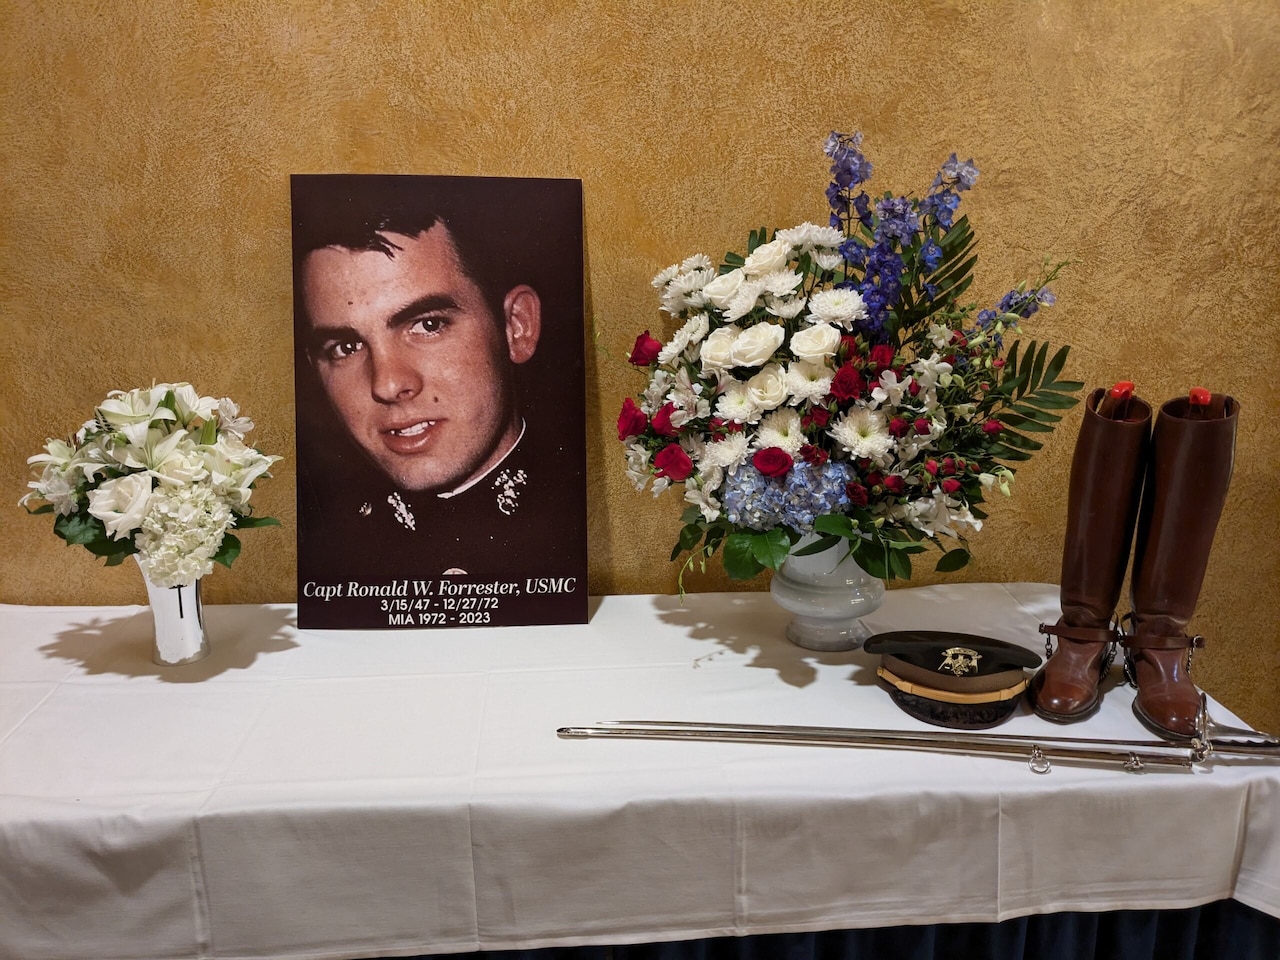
[[137, 558, 211, 665], [769, 534, 885, 651]]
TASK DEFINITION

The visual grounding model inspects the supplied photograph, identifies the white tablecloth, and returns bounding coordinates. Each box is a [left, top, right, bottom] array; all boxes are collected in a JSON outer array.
[[0, 584, 1277, 960]]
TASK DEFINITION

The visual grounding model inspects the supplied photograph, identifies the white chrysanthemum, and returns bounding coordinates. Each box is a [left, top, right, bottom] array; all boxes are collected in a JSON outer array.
[[670, 268, 715, 296], [806, 288, 870, 329], [761, 270, 803, 297], [785, 361, 833, 404], [135, 484, 234, 587], [701, 432, 750, 471], [754, 408, 805, 455], [656, 327, 693, 366], [777, 222, 844, 250], [813, 249, 843, 272], [723, 279, 768, 323], [651, 264, 679, 289], [714, 381, 760, 424], [765, 295, 807, 319], [829, 407, 893, 462], [680, 253, 713, 273]]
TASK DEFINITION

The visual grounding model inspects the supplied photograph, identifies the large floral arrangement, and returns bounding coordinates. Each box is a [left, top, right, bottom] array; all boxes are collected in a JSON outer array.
[[619, 132, 1081, 586], [20, 383, 280, 587]]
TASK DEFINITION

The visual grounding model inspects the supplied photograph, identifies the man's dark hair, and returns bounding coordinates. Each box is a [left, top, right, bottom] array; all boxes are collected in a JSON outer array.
[[291, 174, 534, 328]]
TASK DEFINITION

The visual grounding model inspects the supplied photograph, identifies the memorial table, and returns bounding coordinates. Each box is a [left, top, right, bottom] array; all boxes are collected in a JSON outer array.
[[1, 584, 1277, 959]]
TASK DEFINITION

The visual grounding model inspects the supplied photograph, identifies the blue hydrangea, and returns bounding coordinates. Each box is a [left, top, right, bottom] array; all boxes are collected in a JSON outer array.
[[722, 461, 854, 533]]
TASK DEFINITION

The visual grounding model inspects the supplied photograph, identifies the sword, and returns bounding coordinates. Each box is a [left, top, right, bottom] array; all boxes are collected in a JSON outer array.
[[557, 696, 1280, 775]]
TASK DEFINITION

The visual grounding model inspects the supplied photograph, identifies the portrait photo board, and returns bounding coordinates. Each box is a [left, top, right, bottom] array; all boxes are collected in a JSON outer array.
[[291, 174, 587, 630]]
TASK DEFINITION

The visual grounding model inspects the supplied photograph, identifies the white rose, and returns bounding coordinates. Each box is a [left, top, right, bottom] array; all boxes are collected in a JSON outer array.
[[87, 473, 153, 539], [701, 268, 746, 308], [699, 324, 740, 374], [729, 323, 785, 368], [789, 322, 842, 363], [745, 363, 788, 412], [742, 238, 794, 277]]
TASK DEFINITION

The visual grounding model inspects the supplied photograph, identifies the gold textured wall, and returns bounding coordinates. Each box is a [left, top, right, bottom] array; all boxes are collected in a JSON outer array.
[[3, 1, 1278, 729]]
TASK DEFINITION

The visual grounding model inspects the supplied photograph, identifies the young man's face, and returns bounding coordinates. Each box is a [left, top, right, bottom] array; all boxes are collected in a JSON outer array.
[[301, 224, 540, 493]]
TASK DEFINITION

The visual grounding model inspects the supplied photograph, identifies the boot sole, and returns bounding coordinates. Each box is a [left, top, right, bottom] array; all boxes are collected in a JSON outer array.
[[1028, 687, 1101, 725], [1131, 699, 1195, 743]]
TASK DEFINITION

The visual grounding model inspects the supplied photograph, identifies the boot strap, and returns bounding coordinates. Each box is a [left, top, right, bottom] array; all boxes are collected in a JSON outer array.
[[1039, 622, 1116, 645], [1122, 633, 1206, 652]]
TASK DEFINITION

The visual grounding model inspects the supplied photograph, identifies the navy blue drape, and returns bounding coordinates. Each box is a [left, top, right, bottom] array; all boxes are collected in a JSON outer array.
[[411, 899, 1279, 960]]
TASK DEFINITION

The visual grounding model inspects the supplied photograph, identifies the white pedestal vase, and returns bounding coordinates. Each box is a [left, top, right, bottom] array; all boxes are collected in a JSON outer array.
[[769, 535, 885, 651], [137, 558, 211, 666]]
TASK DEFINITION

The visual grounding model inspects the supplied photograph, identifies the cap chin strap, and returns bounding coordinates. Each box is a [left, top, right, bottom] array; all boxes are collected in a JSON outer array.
[[876, 666, 1027, 705]]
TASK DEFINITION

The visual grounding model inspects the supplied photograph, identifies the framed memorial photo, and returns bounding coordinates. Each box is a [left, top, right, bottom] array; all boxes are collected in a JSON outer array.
[[291, 175, 587, 629]]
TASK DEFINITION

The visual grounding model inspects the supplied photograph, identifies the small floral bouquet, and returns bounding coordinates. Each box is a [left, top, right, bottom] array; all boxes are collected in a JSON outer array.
[[20, 383, 281, 587], [619, 131, 1081, 587]]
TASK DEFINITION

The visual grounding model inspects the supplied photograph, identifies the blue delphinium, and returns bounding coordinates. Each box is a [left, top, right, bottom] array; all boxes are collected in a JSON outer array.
[[824, 132, 873, 229], [920, 239, 944, 273], [722, 461, 853, 533], [921, 152, 978, 232]]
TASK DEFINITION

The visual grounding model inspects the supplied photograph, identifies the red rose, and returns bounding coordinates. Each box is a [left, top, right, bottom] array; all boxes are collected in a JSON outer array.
[[616, 398, 648, 441], [653, 444, 693, 481], [800, 444, 828, 466], [864, 471, 884, 488], [950, 330, 968, 348], [908, 380, 921, 397], [992, 358, 1006, 369], [888, 417, 910, 438], [753, 446, 794, 478], [839, 335, 860, 360], [982, 419, 1004, 435], [830, 365, 866, 401], [941, 456, 957, 476], [954, 459, 967, 472], [913, 417, 932, 435], [845, 482, 869, 507], [868, 344, 895, 372], [802, 406, 831, 429], [651, 402, 680, 438], [924, 459, 939, 476], [628, 331, 663, 365], [883, 475, 906, 494], [941, 477, 963, 494]]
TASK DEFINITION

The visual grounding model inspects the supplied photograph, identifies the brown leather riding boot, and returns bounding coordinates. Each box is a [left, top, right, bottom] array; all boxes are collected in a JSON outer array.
[[1124, 393, 1238, 739], [1028, 387, 1151, 723]]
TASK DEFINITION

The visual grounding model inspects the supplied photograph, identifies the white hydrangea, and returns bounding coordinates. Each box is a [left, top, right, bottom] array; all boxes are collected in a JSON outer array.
[[135, 485, 234, 588]]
